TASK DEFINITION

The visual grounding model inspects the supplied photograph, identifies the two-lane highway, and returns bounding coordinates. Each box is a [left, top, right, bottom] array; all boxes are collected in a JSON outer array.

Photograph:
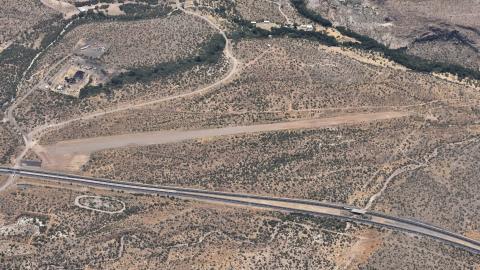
[[1, 167, 480, 254]]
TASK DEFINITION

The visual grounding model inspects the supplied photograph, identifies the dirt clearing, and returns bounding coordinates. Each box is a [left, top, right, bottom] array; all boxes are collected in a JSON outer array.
[[40, 0, 78, 19]]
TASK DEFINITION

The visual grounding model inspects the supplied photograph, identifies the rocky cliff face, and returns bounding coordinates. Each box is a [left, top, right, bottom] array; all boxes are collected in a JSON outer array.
[[308, 0, 480, 69]]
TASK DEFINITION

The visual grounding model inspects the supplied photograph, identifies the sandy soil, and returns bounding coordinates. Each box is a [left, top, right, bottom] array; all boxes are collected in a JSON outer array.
[[40, 0, 79, 19], [0, 40, 13, 53], [0, 176, 9, 191], [465, 231, 480, 241], [35, 111, 409, 171], [319, 44, 407, 71], [40, 0, 128, 18], [104, 4, 125, 16], [432, 72, 480, 90], [335, 229, 384, 269]]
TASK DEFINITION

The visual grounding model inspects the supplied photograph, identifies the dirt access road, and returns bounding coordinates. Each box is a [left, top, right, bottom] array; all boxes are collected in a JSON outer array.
[[0, 6, 238, 191], [34, 111, 409, 171]]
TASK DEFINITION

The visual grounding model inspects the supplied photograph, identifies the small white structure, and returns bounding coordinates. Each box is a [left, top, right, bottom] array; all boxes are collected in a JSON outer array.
[[298, 24, 314, 31], [351, 208, 367, 215]]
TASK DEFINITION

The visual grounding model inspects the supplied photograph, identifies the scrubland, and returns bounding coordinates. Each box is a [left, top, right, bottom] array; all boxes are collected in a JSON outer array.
[[39, 37, 479, 141], [1, 181, 478, 269], [0, 123, 21, 165], [1, 0, 480, 266]]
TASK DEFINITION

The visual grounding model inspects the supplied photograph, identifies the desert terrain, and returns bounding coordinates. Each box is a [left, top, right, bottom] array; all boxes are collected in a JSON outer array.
[[307, 0, 480, 70], [1, 0, 480, 268], [1, 179, 480, 269]]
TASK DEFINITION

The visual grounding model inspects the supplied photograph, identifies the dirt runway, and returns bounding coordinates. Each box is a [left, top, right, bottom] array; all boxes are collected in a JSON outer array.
[[35, 111, 409, 171]]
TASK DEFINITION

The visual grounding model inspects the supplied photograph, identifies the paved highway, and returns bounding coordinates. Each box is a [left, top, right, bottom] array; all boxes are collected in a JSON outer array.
[[1, 167, 479, 254]]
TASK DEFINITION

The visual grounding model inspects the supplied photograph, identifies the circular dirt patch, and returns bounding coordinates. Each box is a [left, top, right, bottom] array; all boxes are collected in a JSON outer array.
[[75, 195, 125, 214]]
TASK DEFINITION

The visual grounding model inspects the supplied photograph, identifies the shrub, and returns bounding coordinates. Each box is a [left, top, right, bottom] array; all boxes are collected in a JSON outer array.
[[79, 34, 226, 98], [291, 0, 480, 80]]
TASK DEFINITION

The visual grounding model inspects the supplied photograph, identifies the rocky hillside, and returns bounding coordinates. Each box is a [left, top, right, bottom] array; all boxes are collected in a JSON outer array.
[[308, 0, 480, 69]]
